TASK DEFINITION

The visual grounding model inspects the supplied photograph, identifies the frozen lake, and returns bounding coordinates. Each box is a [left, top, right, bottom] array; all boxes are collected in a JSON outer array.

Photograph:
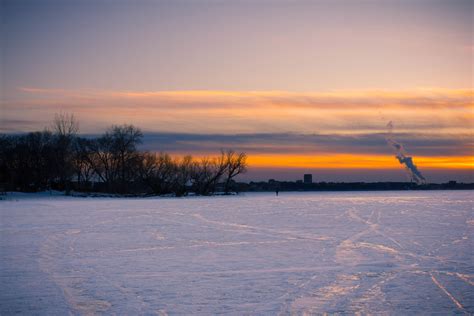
[[1, 191, 473, 315]]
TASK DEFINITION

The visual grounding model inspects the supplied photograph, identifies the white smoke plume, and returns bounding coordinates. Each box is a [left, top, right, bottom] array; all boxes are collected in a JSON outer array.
[[386, 121, 426, 184]]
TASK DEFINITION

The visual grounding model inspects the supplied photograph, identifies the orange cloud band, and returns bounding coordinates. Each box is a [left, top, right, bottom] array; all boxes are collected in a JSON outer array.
[[4, 87, 472, 135]]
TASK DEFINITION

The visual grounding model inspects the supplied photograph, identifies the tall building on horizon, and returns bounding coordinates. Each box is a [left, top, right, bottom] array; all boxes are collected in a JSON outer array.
[[304, 174, 313, 184]]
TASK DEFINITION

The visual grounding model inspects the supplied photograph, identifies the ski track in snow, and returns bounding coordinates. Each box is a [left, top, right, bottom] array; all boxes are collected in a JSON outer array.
[[430, 272, 465, 312], [1, 191, 473, 315]]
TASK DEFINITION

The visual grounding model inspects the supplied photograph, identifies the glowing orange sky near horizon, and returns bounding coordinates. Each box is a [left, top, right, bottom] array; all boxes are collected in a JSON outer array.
[[246, 154, 474, 170], [157, 152, 472, 171]]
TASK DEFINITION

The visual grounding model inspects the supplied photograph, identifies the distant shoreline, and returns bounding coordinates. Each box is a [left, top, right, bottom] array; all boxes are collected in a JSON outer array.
[[1, 182, 472, 199], [241, 181, 474, 192]]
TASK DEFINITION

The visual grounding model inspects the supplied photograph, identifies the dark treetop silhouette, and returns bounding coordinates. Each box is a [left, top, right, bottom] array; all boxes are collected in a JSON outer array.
[[0, 114, 247, 196]]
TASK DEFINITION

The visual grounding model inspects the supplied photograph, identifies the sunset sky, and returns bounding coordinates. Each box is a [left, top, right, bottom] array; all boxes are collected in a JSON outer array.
[[1, 0, 473, 182]]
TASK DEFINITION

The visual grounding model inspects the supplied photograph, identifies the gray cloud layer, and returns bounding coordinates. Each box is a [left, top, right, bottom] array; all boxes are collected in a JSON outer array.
[[138, 132, 472, 157]]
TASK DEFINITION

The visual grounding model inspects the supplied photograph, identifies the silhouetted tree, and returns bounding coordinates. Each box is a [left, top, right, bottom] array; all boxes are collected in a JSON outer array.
[[86, 124, 143, 193], [4, 131, 56, 191], [86, 133, 115, 191], [0, 135, 15, 189], [52, 112, 79, 137], [223, 150, 248, 194], [109, 125, 143, 193], [139, 152, 175, 195], [51, 112, 79, 194], [0, 117, 248, 196], [72, 137, 95, 191], [170, 155, 193, 197], [191, 152, 227, 195]]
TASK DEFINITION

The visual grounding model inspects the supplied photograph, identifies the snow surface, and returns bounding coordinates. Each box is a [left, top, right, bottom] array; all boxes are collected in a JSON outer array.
[[1, 191, 473, 315]]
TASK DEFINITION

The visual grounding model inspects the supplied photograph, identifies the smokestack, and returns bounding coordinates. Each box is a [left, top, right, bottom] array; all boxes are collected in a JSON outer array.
[[385, 121, 426, 184]]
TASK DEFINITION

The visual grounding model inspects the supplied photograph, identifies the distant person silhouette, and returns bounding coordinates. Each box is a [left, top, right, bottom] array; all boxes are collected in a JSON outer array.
[[276, 189, 279, 196]]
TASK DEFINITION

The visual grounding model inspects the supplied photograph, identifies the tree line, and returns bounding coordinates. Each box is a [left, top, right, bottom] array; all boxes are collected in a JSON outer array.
[[0, 114, 247, 196]]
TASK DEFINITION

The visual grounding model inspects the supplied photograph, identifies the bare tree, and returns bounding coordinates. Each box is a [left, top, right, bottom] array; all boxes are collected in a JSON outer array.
[[51, 112, 79, 194], [52, 112, 79, 138], [109, 125, 143, 193], [171, 155, 193, 196], [10, 131, 55, 192], [191, 152, 227, 195], [223, 150, 247, 194], [86, 124, 143, 193], [85, 135, 114, 190], [1, 115, 250, 196], [72, 137, 95, 191], [139, 152, 175, 195]]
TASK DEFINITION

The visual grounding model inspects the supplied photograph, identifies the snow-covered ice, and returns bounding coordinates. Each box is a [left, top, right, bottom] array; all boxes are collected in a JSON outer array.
[[1, 191, 473, 314]]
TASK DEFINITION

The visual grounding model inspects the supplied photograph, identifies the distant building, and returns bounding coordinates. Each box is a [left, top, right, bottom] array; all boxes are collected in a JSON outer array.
[[304, 174, 313, 184]]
